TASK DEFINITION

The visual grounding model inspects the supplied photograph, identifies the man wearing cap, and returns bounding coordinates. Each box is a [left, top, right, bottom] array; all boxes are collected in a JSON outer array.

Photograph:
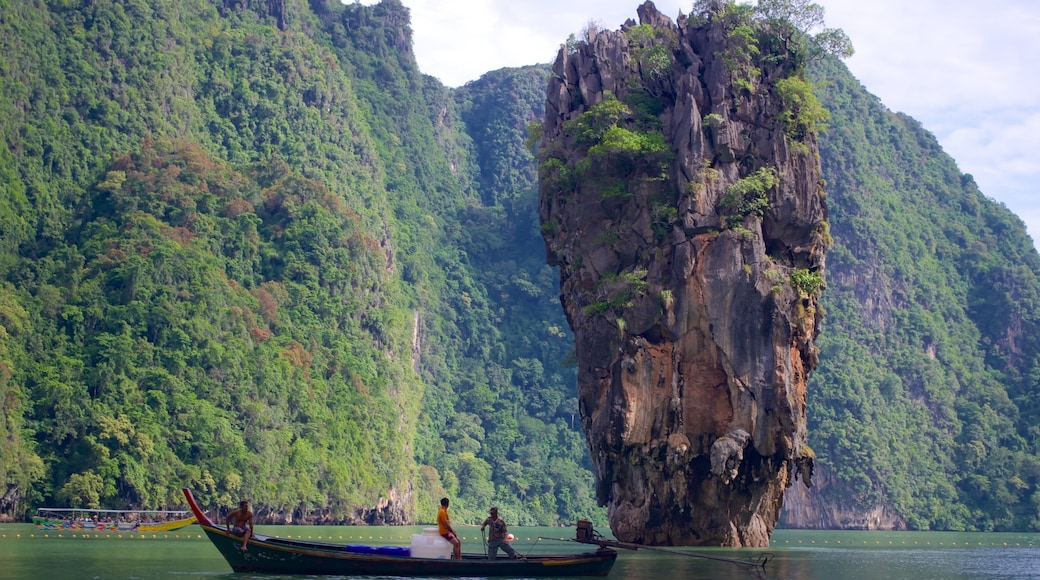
[[480, 506, 521, 559]]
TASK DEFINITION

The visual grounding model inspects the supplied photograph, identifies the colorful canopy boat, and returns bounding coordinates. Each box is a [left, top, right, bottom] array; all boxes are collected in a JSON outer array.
[[33, 508, 196, 532], [182, 488, 617, 577]]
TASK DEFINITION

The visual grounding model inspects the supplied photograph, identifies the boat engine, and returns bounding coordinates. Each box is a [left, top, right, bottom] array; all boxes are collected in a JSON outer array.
[[575, 519, 594, 542]]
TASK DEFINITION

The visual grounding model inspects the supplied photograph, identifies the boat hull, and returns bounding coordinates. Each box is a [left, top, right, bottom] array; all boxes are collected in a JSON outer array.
[[139, 516, 197, 532], [199, 525, 617, 577], [183, 488, 616, 577]]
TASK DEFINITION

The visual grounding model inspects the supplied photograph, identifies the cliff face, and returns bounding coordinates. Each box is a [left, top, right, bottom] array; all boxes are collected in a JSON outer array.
[[539, 2, 827, 547], [781, 466, 907, 530]]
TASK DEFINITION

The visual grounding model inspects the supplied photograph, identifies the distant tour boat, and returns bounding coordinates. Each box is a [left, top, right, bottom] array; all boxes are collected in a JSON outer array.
[[32, 507, 197, 532], [182, 487, 617, 577]]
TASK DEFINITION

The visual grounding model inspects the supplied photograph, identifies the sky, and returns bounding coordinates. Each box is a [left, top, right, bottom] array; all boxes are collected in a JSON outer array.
[[368, 0, 1040, 246]]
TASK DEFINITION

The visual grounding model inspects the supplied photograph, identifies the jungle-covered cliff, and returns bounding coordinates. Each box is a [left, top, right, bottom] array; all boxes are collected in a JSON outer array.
[[0, 0, 593, 526], [2, 0, 1040, 539], [781, 55, 1040, 532]]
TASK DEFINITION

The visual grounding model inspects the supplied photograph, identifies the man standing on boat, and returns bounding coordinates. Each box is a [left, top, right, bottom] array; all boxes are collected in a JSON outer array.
[[481, 506, 521, 559], [226, 500, 254, 552], [437, 497, 462, 559]]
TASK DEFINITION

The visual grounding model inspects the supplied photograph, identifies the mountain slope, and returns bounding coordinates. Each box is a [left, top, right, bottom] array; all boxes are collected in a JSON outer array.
[[0, 0, 428, 520], [0, 0, 601, 526]]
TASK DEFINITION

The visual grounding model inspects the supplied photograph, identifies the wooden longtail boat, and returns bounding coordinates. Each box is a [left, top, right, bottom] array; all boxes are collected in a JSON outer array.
[[182, 488, 618, 577], [33, 508, 196, 532]]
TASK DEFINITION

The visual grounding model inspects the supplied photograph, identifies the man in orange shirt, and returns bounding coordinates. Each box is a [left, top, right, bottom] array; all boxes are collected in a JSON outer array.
[[436, 497, 462, 559]]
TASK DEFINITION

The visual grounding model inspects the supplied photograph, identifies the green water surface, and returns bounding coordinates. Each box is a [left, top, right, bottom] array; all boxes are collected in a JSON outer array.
[[1, 524, 1038, 579]]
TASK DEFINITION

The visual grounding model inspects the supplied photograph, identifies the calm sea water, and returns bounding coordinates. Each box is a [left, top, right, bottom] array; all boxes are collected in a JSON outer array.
[[1, 523, 1038, 579]]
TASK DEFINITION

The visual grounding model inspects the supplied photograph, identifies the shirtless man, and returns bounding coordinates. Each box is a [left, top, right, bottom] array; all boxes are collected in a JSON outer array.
[[226, 500, 254, 551], [436, 497, 462, 559]]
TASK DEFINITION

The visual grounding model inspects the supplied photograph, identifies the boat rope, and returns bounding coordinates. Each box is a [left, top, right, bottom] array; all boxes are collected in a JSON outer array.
[[603, 540, 773, 569], [526, 535, 544, 558], [540, 531, 774, 570]]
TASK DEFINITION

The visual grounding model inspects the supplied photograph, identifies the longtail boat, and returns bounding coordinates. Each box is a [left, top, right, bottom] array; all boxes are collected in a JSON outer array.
[[182, 488, 617, 577], [33, 508, 196, 532]]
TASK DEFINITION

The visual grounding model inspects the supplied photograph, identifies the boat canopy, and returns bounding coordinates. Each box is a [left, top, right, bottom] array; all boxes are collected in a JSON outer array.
[[36, 508, 190, 515]]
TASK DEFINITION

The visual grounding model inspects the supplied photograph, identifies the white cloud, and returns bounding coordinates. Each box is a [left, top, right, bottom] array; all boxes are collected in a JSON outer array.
[[820, 0, 1040, 242], [407, 0, 687, 86]]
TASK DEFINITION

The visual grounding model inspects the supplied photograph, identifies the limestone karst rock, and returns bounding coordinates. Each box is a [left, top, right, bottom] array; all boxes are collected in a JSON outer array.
[[539, 1, 827, 547]]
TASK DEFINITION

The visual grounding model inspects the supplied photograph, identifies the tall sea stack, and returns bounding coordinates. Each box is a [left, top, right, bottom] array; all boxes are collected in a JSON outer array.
[[539, 2, 827, 547]]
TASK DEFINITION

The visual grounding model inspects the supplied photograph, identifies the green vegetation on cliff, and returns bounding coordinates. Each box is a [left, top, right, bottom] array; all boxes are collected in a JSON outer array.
[[3, 0, 1040, 534], [804, 56, 1040, 531], [0, 0, 422, 517], [0, 0, 597, 526]]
